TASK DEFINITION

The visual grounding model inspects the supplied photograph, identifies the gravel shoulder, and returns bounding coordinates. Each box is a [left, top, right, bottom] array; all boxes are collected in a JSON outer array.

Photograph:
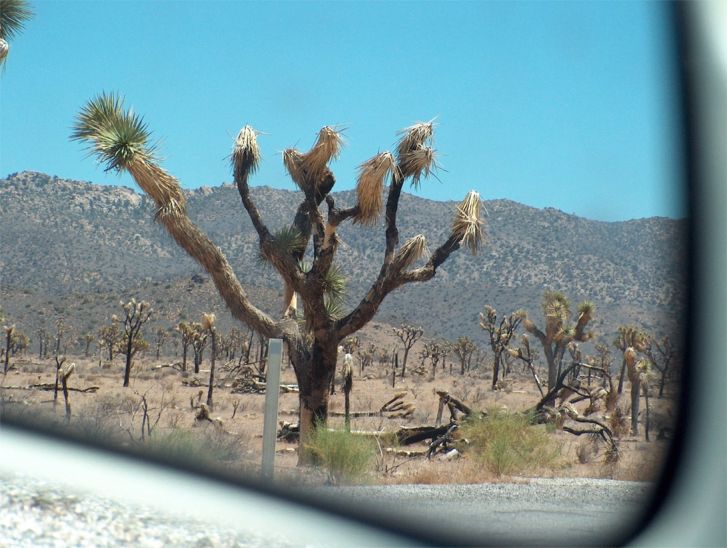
[[1, 473, 653, 546]]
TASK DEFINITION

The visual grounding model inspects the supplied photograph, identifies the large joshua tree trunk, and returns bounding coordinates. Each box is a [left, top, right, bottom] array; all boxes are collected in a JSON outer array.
[[73, 97, 484, 463]]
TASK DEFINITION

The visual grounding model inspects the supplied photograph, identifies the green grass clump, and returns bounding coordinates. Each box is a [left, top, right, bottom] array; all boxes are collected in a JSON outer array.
[[461, 409, 561, 477], [306, 427, 377, 484]]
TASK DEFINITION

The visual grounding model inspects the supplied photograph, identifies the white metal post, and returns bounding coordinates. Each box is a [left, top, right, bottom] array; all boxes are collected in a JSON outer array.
[[261, 338, 282, 480]]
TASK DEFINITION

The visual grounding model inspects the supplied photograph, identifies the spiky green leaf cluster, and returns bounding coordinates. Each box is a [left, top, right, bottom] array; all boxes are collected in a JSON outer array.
[[71, 92, 156, 172], [271, 226, 306, 257], [0, 0, 33, 41], [322, 263, 346, 305]]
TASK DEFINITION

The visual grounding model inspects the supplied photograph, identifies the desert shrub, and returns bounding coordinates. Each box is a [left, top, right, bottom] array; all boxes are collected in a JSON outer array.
[[305, 427, 376, 484], [461, 409, 561, 477], [148, 425, 246, 465]]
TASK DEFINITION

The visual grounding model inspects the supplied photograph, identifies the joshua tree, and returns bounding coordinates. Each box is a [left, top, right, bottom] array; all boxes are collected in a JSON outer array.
[[9, 329, 29, 357], [81, 332, 95, 357], [154, 327, 168, 360], [72, 94, 484, 458], [627, 357, 651, 436], [190, 322, 208, 374], [36, 327, 46, 358], [203, 313, 217, 409], [480, 305, 525, 389], [120, 299, 153, 387], [0, 0, 33, 66], [53, 354, 66, 408], [452, 336, 476, 376], [524, 292, 595, 404], [3, 324, 15, 374], [53, 318, 68, 358], [176, 321, 194, 371], [99, 316, 122, 361], [613, 325, 649, 394], [342, 356, 353, 432], [392, 324, 423, 379]]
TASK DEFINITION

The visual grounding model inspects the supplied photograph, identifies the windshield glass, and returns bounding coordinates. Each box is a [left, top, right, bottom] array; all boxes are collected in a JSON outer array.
[[0, 1, 686, 544]]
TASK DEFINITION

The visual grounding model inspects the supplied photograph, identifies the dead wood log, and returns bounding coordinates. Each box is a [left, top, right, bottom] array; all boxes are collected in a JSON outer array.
[[435, 391, 473, 416], [384, 448, 426, 458], [1, 383, 99, 393], [426, 423, 458, 459]]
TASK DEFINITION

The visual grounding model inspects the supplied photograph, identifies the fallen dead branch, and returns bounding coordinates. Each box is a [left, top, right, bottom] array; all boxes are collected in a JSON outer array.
[[329, 391, 415, 419], [0, 383, 99, 393]]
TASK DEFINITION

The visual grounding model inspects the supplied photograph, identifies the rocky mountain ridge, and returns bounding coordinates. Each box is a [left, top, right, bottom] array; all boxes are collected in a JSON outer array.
[[0, 171, 687, 343]]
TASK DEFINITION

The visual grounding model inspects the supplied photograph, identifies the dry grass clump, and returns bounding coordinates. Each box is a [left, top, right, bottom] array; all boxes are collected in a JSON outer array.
[[461, 409, 561, 477], [305, 427, 377, 485]]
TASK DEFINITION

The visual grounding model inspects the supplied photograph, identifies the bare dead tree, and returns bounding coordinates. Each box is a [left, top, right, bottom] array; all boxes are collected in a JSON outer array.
[[508, 334, 544, 397], [480, 305, 525, 389], [392, 324, 423, 379], [643, 335, 676, 399], [73, 98, 485, 460]]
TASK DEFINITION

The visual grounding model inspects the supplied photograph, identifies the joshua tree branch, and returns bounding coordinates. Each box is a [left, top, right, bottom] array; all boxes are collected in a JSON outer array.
[[335, 234, 461, 339], [152, 196, 282, 340]]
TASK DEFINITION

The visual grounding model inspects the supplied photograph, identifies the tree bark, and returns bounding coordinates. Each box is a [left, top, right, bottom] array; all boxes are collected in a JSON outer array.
[[491, 351, 501, 389], [207, 330, 217, 409], [295, 340, 336, 465], [631, 377, 641, 435], [123, 337, 133, 387]]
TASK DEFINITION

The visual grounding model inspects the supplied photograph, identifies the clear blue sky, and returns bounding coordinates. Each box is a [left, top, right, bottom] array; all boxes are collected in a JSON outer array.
[[1, 1, 685, 221]]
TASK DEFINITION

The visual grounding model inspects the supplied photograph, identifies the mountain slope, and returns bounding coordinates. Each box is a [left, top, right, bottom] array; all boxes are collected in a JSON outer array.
[[0, 171, 687, 342]]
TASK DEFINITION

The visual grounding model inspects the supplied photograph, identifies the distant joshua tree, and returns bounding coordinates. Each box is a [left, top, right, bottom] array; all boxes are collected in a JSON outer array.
[[0, 0, 33, 66], [480, 305, 525, 389], [120, 299, 152, 387], [72, 94, 484, 459], [176, 321, 194, 371], [190, 322, 208, 374], [524, 292, 595, 405], [98, 317, 122, 361], [3, 324, 15, 374], [202, 313, 217, 409], [392, 324, 424, 379], [613, 325, 649, 394], [54, 318, 68, 358], [452, 336, 477, 376], [154, 326, 168, 360], [81, 332, 95, 357]]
